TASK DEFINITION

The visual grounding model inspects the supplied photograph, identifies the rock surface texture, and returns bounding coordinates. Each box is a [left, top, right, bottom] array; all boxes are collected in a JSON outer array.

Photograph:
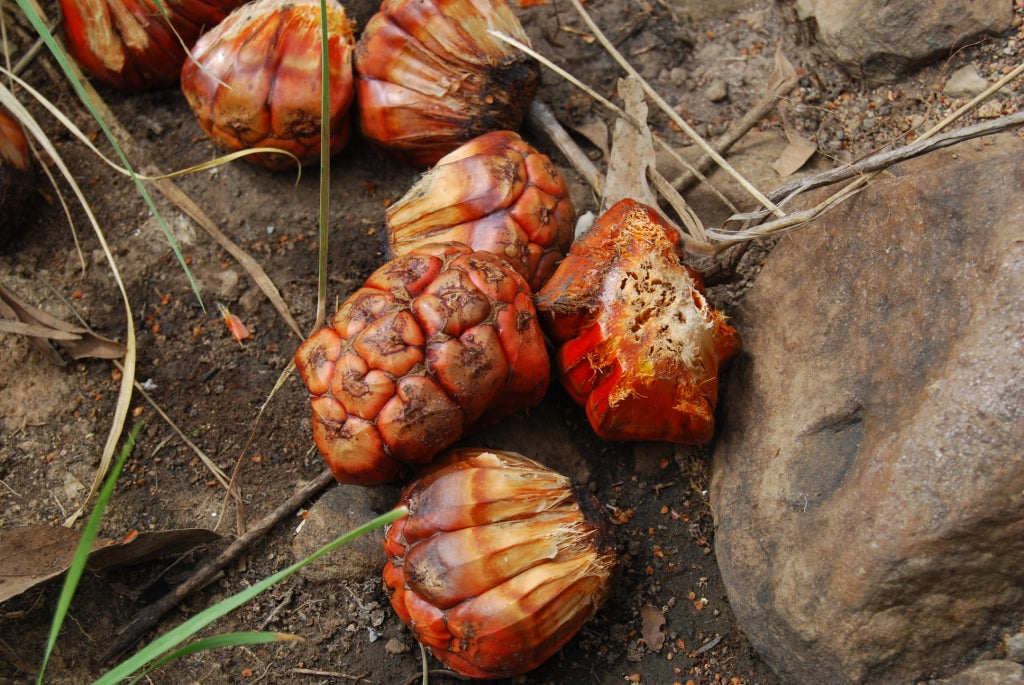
[[794, 0, 1012, 82], [710, 134, 1024, 684]]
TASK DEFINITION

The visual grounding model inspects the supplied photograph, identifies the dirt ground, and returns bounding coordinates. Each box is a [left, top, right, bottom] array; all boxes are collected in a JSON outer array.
[[2, 1, 1023, 684]]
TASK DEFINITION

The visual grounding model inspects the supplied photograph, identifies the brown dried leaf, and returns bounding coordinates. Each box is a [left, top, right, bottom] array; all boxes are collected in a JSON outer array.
[[572, 118, 609, 159], [766, 46, 798, 97], [640, 603, 666, 652], [602, 76, 659, 212], [771, 129, 818, 177], [0, 282, 126, 362], [0, 525, 220, 603]]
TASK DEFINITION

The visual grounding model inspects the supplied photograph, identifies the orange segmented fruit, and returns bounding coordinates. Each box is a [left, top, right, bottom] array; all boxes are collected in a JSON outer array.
[[383, 447, 617, 679]]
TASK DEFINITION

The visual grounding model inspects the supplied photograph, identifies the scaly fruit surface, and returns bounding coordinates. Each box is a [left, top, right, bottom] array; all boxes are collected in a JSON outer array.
[[354, 0, 540, 166], [59, 0, 245, 91], [180, 0, 356, 170], [535, 199, 742, 444], [383, 447, 618, 679], [385, 131, 575, 291], [294, 243, 549, 485]]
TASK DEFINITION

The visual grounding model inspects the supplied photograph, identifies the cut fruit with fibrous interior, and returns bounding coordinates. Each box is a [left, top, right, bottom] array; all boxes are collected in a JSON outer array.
[[535, 198, 742, 444]]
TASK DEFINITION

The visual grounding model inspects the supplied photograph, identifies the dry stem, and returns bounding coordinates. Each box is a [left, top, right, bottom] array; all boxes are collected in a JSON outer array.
[[100, 467, 337, 663]]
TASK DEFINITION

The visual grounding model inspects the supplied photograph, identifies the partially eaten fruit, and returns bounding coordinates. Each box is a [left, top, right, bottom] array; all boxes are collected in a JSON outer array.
[[535, 199, 742, 443]]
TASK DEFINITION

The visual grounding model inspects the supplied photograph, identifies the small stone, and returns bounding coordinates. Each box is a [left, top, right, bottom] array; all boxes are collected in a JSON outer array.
[[704, 79, 728, 102], [384, 637, 409, 655], [238, 287, 263, 315], [976, 100, 1004, 119], [217, 269, 242, 300], [794, 0, 1012, 82], [943, 65, 990, 96]]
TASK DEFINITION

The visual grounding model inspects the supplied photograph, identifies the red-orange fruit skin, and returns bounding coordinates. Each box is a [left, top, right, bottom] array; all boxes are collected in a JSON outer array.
[[383, 448, 618, 679], [294, 244, 550, 485], [180, 0, 356, 169], [385, 130, 575, 291], [59, 0, 246, 91], [354, 0, 540, 167], [535, 199, 742, 443]]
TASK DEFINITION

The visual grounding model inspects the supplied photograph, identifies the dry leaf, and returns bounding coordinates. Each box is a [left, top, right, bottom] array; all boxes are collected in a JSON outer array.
[[0, 525, 220, 603], [771, 129, 818, 177], [0, 282, 126, 362], [602, 76, 658, 212], [640, 604, 666, 652], [766, 46, 798, 97], [572, 118, 610, 159]]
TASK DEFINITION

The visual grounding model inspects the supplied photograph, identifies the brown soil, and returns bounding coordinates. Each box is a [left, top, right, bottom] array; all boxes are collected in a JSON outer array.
[[1, 1, 1022, 684]]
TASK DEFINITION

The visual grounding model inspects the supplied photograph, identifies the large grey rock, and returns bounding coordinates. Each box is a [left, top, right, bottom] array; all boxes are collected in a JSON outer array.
[[794, 0, 1012, 82], [710, 135, 1024, 684]]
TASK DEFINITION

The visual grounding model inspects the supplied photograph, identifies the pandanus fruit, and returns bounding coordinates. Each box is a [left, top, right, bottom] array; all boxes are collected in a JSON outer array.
[[383, 447, 618, 679], [180, 0, 357, 169], [354, 0, 540, 166], [294, 243, 549, 485], [59, 0, 246, 91], [535, 199, 742, 444], [385, 131, 576, 291]]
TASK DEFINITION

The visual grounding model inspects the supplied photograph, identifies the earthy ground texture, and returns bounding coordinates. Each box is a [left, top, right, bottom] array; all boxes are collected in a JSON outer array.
[[1, 1, 1023, 684]]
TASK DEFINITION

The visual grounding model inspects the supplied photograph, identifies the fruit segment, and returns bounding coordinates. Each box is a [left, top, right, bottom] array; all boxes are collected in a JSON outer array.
[[180, 0, 356, 169], [355, 0, 540, 166], [386, 131, 575, 291]]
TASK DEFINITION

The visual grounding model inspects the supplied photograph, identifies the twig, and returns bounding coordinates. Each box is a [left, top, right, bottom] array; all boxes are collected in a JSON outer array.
[[671, 48, 799, 192], [257, 587, 293, 630], [565, 0, 785, 218], [708, 109, 1024, 241], [491, 30, 731, 215], [711, 61, 1024, 242], [693, 634, 723, 655], [100, 467, 337, 663], [526, 100, 604, 195], [397, 669, 471, 685], [290, 667, 367, 680], [526, 95, 720, 254]]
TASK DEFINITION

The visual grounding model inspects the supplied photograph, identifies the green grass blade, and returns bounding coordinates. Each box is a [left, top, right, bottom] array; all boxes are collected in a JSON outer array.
[[126, 632, 301, 685], [36, 421, 144, 685], [93, 505, 408, 685], [13, 0, 204, 309]]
